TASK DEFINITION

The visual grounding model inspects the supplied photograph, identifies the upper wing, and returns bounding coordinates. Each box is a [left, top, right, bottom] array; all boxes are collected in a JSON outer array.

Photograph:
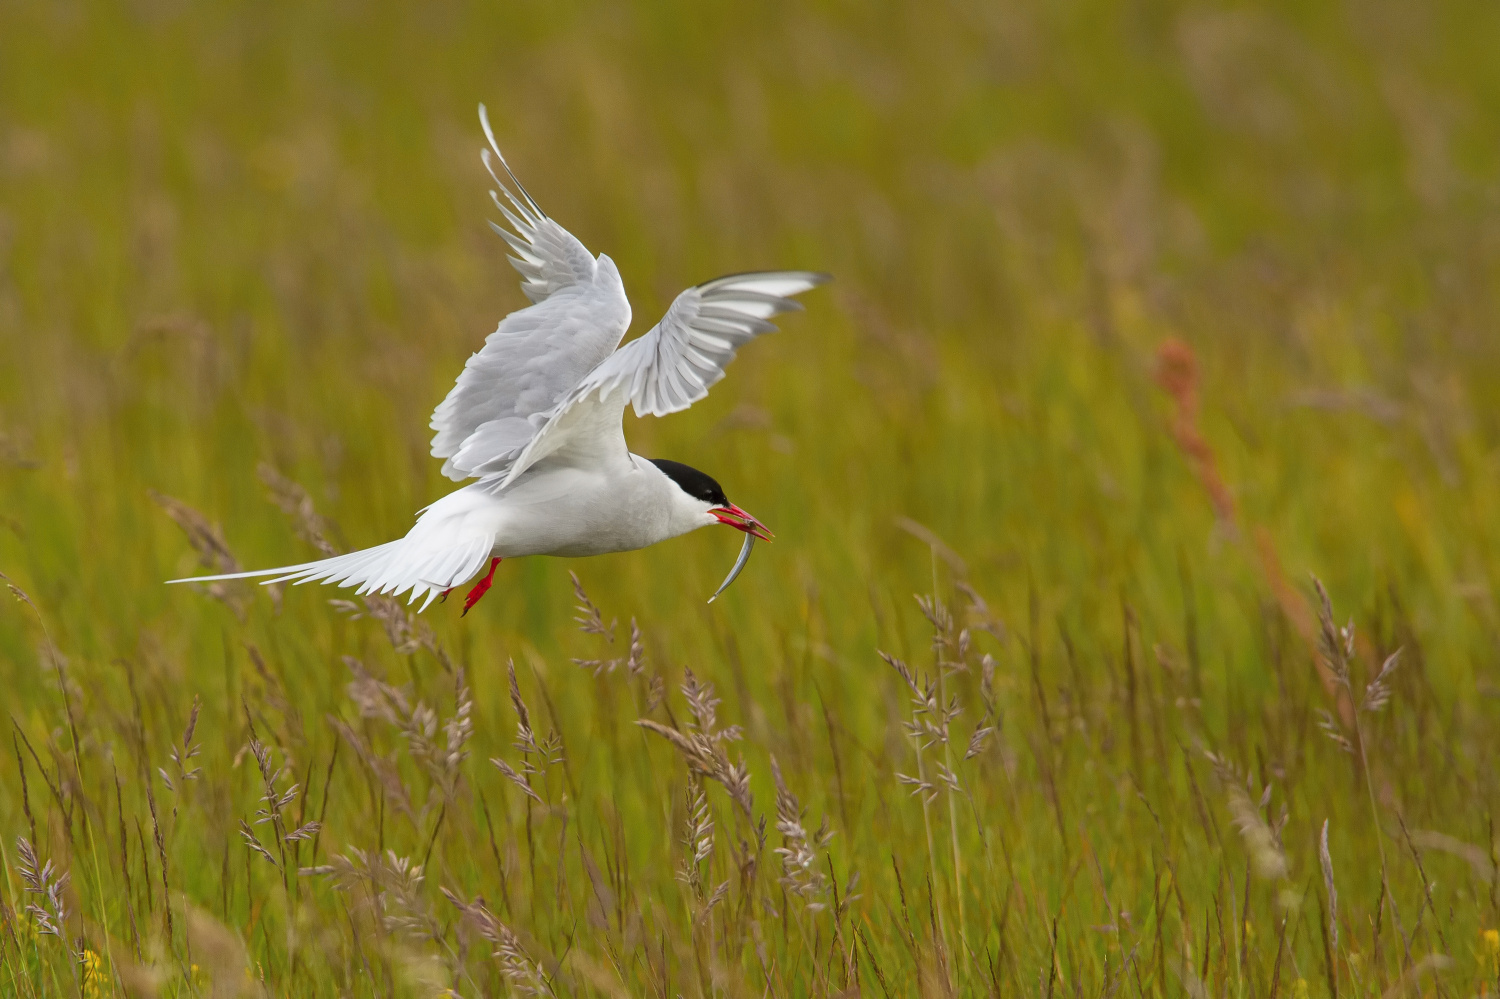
[[428, 105, 631, 481], [480, 271, 829, 490]]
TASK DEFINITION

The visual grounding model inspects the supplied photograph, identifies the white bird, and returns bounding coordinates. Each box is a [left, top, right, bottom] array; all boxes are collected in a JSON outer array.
[[169, 105, 826, 614]]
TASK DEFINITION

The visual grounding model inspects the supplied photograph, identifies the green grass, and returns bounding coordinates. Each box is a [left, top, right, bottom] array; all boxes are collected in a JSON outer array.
[[2, 0, 1499, 994]]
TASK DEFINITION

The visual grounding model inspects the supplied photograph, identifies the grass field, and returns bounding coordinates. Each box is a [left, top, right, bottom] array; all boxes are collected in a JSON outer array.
[[3, 0, 1500, 995]]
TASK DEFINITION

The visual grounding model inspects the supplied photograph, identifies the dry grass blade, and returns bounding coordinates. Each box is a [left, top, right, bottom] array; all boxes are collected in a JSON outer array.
[[963, 716, 995, 761], [1320, 819, 1338, 955], [326, 715, 417, 822], [570, 571, 616, 639], [508, 658, 536, 752], [770, 755, 832, 908], [1316, 709, 1354, 754], [492, 757, 544, 805], [1408, 830, 1496, 883], [896, 771, 940, 804], [636, 671, 753, 816], [343, 657, 471, 800], [637, 718, 754, 817], [343, 593, 449, 663], [503, 659, 562, 772], [915, 593, 956, 659], [1311, 575, 1353, 686], [570, 574, 644, 676], [163, 694, 205, 792], [683, 667, 741, 742], [14, 836, 71, 942], [153, 490, 250, 615], [677, 773, 714, 897], [240, 819, 281, 871], [1361, 649, 1403, 713], [442, 888, 555, 996], [954, 580, 1005, 641], [441, 669, 475, 786], [344, 655, 411, 725], [258, 461, 340, 556], [894, 516, 968, 576], [307, 849, 442, 942], [1204, 750, 1289, 881], [151, 490, 240, 574]]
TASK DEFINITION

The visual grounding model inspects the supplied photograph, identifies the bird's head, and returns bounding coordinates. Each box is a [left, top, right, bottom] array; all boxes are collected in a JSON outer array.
[[651, 459, 772, 542]]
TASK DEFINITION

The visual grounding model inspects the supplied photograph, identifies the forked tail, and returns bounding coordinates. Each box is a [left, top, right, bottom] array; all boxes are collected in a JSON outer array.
[[166, 536, 496, 612]]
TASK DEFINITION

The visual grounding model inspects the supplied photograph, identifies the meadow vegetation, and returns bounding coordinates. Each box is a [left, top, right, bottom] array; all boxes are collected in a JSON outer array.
[[2, 0, 1499, 994]]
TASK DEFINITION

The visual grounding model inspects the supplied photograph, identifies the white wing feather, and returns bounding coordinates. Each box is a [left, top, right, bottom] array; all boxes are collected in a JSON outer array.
[[428, 105, 631, 482], [481, 271, 828, 490]]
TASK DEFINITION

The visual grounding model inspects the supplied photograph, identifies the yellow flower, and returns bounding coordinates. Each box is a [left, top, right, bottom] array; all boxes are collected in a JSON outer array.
[[80, 949, 103, 999], [1485, 928, 1500, 953], [1292, 978, 1310, 999]]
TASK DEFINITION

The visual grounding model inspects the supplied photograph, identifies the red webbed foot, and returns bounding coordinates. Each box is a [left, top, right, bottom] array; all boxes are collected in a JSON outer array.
[[461, 557, 502, 616]]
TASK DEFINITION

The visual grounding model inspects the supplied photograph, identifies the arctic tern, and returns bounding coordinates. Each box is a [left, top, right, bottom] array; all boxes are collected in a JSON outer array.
[[169, 105, 826, 613]]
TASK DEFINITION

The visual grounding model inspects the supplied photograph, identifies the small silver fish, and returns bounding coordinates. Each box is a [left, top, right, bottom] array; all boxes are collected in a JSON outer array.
[[707, 534, 756, 603]]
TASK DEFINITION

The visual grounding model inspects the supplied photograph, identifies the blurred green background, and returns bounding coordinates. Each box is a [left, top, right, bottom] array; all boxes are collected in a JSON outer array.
[[2, 0, 1499, 994]]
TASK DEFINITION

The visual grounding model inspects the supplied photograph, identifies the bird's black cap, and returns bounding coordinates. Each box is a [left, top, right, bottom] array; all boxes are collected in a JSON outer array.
[[650, 459, 729, 507]]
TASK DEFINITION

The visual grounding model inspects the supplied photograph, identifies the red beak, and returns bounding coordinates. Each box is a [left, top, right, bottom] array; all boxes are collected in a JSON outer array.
[[710, 504, 773, 542]]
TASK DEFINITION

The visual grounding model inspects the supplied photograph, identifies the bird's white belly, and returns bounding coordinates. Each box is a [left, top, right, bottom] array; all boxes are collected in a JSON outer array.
[[408, 452, 699, 566], [495, 499, 662, 558], [478, 464, 674, 558]]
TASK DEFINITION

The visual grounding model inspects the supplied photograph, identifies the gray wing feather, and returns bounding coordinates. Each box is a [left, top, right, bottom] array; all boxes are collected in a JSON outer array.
[[481, 270, 828, 491], [428, 105, 631, 481]]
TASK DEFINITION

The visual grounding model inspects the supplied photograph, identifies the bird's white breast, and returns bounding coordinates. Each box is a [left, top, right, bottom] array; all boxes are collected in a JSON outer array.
[[419, 455, 701, 559]]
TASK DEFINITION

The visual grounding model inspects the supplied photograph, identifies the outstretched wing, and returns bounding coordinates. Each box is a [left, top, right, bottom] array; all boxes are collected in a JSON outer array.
[[428, 104, 632, 482], [480, 271, 829, 490]]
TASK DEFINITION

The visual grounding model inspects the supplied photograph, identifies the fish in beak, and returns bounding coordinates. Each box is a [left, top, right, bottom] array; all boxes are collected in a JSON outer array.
[[709, 504, 773, 542], [706, 505, 771, 603]]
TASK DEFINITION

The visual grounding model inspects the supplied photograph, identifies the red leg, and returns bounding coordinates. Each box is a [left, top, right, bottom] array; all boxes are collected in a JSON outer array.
[[461, 557, 502, 616]]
